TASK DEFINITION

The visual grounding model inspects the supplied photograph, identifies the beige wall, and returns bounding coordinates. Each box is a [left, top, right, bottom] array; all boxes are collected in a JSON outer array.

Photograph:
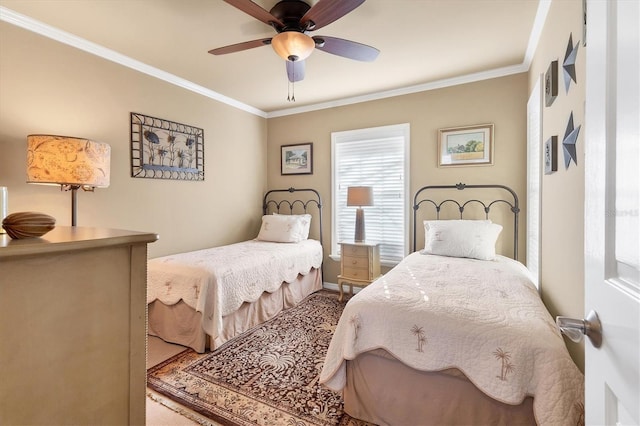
[[1, 1, 585, 372], [267, 73, 528, 285], [0, 23, 267, 258], [528, 0, 586, 371]]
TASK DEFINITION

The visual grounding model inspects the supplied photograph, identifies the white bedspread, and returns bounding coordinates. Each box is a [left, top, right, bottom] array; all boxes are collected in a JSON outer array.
[[147, 239, 322, 339], [320, 252, 584, 426]]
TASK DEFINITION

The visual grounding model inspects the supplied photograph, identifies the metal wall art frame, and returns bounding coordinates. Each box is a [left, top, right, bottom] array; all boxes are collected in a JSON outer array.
[[438, 124, 494, 167], [130, 112, 204, 180], [281, 143, 313, 175]]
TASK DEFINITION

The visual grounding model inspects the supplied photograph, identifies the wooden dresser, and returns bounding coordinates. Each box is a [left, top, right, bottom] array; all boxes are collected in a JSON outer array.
[[0, 226, 157, 425], [337, 241, 381, 301]]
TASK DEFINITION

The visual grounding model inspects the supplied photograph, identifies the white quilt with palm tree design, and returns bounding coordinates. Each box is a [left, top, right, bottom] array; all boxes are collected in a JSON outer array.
[[147, 239, 323, 343], [320, 252, 584, 426]]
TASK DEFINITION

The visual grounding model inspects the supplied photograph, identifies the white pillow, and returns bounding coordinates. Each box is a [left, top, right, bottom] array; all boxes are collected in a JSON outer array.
[[423, 220, 502, 261], [257, 214, 306, 243], [272, 213, 312, 240]]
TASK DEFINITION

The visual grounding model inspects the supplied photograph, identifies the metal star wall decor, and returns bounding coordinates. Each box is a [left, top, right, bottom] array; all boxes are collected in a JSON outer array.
[[563, 111, 581, 169], [563, 33, 580, 92]]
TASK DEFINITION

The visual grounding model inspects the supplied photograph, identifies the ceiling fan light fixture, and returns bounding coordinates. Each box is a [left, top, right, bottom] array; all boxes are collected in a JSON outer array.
[[271, 31, 315, 62]]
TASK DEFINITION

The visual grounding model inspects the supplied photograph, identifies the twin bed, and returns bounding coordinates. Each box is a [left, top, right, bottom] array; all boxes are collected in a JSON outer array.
[[147, 184, 584, 425], [320, 183, 585, 426], [147, 188, 324, 353]]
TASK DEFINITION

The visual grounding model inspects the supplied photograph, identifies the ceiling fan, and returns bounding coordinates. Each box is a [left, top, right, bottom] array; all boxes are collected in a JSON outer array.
[[209, 0, 379, 87]]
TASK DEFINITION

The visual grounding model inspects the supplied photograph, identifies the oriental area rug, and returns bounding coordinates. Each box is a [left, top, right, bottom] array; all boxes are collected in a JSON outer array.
[[147, 291, 371, 426]]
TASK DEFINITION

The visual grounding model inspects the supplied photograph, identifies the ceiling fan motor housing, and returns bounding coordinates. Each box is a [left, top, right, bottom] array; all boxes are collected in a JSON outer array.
[[270, 0, 313, 32]]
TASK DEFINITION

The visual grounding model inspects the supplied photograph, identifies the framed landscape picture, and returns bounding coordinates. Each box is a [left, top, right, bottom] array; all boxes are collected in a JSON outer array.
[[281, 143, 313, 175], [438, 124, 494, 167]]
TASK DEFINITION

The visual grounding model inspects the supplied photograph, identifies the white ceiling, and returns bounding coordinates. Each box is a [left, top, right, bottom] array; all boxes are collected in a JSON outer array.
[[0, 0, 544, 117]]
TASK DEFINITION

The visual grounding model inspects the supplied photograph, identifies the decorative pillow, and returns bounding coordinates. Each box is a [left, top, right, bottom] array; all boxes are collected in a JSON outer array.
[[272, 213, 312, 240], [257, 214, 306, 243], [423, 220, 502, 261]]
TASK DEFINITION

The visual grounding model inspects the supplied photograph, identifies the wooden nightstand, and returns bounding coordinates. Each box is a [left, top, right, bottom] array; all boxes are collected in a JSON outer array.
[[337, 241, 381, 301]]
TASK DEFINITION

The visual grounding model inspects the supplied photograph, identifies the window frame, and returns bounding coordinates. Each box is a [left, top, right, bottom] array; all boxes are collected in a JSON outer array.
[[526, 76, 542, 290], [330, 123, 410, 266]]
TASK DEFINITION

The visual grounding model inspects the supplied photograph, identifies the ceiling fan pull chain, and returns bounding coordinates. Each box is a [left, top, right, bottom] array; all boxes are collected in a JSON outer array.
[[287, 73, 296, 102]]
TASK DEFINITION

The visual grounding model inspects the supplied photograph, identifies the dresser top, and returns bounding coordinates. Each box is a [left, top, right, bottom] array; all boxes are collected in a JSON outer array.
[[0, 226, 158, 259]]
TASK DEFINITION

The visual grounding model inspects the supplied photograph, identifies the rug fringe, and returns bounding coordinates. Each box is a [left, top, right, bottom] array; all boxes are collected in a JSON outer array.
[[147, 389, 221, 426]]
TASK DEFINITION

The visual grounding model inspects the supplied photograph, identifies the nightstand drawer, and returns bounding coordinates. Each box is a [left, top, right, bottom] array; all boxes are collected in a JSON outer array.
[[342, 255, 370, 269], [342, 244, 369, 258], [342, 266, 372, 280]]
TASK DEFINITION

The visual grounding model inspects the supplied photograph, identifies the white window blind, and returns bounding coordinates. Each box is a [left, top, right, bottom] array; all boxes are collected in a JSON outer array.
[[331, 124, 410, 264]]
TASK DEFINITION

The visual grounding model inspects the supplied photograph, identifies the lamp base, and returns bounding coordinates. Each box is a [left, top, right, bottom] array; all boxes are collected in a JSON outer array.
[[354, 208, 365, 242], [70, 187, 78, 226]]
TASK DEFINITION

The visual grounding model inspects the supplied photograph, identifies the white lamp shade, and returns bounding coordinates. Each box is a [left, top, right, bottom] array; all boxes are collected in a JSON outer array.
[[271, 31, 315, 61], [347, 186, 374, 207], [26, 135, 111, 187]]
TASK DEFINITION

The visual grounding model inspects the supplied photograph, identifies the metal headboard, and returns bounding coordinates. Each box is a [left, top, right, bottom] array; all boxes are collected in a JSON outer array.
[[412, 183, 520, 258], [262, 186, 324, 251]]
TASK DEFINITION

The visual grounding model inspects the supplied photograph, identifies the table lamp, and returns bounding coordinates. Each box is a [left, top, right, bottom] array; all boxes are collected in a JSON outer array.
[[347, 186, 373, 242], [26, 134, 111, 226]]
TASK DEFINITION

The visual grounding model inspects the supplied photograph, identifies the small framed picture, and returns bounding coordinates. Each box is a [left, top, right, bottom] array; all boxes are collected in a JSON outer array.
[[545, 60, 558, 107], [281, 143, 313, 175], [544, 136, 558, 174], [438, 124, 494, 167]]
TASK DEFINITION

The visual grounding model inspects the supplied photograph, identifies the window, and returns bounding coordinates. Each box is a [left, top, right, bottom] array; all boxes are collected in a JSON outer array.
[[331, 123, 410, 265]]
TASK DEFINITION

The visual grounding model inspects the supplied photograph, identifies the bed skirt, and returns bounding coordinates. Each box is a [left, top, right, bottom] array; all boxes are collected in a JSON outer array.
[[344, 349, 536, 426], [148, 268, 322, 352]]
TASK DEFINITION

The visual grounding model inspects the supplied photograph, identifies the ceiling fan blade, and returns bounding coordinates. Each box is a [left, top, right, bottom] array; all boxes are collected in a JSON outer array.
[[223, 0, 284, 27], [208, 38, 272, 55], [313, 36, 379, 62], [301, 0, 365, 31], [286, 60, 306, 82]]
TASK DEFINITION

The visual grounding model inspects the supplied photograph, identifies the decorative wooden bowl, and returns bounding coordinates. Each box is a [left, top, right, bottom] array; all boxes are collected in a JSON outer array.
[[2, 212, 56, 239]]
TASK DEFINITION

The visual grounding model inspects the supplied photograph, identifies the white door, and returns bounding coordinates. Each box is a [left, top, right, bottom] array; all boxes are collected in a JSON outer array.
[[584, 0, 640, 424]]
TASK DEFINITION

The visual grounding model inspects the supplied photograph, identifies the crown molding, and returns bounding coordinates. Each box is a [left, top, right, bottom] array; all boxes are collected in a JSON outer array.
[[266, 63, 529, 118], [523, 0, 552, 68], [0, 6, 267, 118], [1, 1, 550, 120], [267, 0, 550, 118]]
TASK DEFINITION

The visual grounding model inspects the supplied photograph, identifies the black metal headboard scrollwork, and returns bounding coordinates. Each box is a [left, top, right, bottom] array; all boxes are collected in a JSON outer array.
[[263, 186, 324, 249], [412, 183, 520, 259]]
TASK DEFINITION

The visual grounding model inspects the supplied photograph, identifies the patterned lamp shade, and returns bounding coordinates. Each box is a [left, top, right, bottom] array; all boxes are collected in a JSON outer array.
[[26, 134, 111, 226], [26, 135, 111, 188]]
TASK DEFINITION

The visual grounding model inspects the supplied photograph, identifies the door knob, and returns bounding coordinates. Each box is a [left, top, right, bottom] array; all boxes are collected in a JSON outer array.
[[556, 309, 602, 348]]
